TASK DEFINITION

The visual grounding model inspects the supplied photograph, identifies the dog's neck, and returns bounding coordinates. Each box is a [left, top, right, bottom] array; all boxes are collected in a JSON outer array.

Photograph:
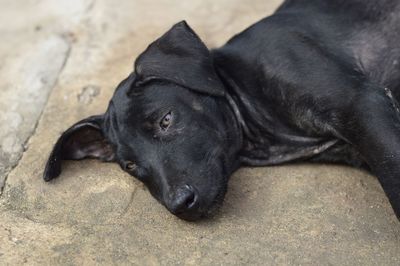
[[216, 68, 272, 161], [216, 65, 338, 167]]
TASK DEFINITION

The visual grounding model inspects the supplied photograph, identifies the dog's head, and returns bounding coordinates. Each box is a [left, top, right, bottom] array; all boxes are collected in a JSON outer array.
[[44, 21, 242, 221]]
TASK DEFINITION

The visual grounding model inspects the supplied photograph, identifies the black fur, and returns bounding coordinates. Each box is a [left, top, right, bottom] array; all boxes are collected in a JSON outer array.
[[44, 1, 400, 221]]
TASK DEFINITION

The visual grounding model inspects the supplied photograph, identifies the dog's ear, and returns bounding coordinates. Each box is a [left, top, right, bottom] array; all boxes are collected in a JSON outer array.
[[43, 115, 115, 182], [132, 21, 225, 97]]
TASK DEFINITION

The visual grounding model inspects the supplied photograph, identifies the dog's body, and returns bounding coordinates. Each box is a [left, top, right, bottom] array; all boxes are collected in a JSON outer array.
[[213, 1, 400, 183], [44, 0, 400, 221]]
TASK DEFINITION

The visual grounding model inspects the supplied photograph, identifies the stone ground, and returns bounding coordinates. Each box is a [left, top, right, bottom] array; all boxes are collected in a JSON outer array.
[[0, 0, 400, 265]]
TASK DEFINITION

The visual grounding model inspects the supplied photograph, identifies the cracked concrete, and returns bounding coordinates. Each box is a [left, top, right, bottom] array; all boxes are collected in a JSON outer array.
[[1, 0, 400, 265], [0, 32, 71, 194]]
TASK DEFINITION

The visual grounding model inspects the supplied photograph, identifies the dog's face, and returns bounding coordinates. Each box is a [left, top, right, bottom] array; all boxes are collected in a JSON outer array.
[[44, 21, 242, 220], [103, 77, 242, 220]]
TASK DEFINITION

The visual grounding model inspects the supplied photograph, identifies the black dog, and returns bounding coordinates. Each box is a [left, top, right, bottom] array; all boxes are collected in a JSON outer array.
[[44, 0, 400, 221]]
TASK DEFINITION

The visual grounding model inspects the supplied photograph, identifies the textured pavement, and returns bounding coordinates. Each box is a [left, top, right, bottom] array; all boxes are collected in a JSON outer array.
[[0, 0, 400, 265]]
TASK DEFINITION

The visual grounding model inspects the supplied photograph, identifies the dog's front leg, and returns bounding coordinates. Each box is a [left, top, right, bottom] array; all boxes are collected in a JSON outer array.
[[334, 86, 400, 218]]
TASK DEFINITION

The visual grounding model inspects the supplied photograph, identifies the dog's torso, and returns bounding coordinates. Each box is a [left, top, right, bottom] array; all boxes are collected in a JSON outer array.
[[213, 0, 400, 167]]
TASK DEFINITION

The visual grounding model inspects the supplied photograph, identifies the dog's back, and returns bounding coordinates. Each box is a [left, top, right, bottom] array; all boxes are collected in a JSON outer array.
[[281, 0, 400, 95], [216, 0, 400, 99], [278, 0, 398, 19]]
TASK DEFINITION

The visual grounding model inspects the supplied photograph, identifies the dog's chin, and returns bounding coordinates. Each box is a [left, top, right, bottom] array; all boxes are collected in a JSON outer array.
[[173, 200, 224, 222]]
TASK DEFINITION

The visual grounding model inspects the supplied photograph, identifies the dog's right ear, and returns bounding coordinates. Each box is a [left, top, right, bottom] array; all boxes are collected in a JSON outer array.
[[132, 21, 226, 97], [43, 115, 115, 182]]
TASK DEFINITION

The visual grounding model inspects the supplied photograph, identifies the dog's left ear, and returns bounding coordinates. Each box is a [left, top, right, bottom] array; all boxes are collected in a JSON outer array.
[[43, 115, 115, 182], [132, 21, 225, 97]]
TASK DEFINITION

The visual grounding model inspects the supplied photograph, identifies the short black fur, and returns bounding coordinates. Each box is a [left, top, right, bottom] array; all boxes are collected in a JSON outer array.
[[44, 1, 400, 221]]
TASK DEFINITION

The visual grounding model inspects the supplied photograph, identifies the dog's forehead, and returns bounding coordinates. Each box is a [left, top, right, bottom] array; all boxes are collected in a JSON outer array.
[[141, 82, 204, 105], [109, 82, 202, 120]]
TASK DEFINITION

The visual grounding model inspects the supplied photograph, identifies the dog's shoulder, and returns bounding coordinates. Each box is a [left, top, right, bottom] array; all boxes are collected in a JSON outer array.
[[213, 13, 361, 96]]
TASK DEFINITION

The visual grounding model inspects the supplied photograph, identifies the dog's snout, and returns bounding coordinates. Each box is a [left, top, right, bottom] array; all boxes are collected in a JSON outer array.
[[167, 185, 199, 217]]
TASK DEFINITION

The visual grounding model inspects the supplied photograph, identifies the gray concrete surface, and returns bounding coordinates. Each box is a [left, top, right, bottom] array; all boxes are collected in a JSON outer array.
[[0, 0, 400, 265]]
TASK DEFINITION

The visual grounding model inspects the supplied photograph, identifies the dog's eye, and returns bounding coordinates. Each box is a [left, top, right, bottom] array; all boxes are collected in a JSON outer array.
[[159, 112, 172, 130], [125, 161, 137, 171]]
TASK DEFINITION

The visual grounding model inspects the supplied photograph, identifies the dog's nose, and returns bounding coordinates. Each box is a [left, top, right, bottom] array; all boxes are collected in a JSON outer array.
[[168, 185, 198, 215]]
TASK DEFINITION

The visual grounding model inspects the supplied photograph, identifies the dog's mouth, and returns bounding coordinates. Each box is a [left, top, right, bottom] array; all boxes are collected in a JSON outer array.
[[172, 198, 224, 221]]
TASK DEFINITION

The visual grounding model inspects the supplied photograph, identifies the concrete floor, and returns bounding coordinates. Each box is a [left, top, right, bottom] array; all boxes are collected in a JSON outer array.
[[0, 0, 399, 265]]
